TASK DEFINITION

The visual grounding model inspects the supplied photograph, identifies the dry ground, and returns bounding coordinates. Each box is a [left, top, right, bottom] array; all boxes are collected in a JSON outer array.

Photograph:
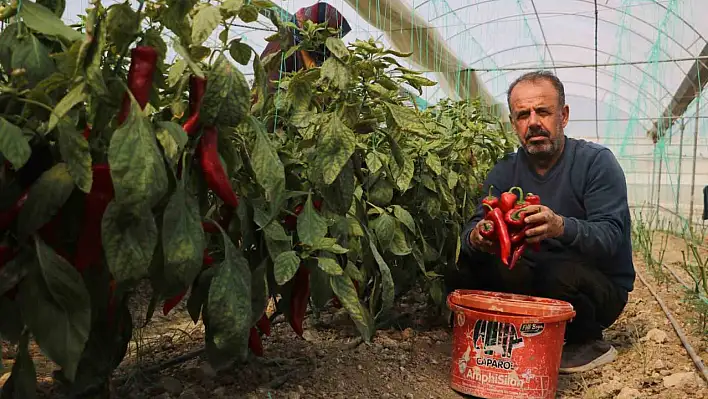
[[2, 234, 708, 398]]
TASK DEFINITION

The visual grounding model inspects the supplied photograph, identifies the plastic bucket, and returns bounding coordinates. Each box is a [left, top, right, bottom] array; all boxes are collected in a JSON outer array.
[[446, 289, 576, 399]]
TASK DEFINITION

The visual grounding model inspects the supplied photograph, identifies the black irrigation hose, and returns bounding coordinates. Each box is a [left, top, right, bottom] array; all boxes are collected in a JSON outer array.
[[636, 268, 708, 384]]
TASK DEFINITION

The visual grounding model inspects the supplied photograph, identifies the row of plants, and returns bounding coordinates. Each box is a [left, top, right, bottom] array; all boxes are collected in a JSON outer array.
[[0, 0, 516, 396]]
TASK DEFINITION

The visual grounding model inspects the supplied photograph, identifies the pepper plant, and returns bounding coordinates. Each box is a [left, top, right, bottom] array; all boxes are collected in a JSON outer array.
[[0, 0, 515, 396]]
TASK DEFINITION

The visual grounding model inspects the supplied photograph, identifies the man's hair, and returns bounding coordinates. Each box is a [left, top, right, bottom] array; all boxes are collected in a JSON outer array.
[[506, 70, 565, 113]]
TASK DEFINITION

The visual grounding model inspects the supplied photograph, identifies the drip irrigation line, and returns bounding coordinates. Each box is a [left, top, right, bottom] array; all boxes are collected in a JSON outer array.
[[594, 0, 599, 142], [636, 267, 708, 384], [465, 56, 708, 72]]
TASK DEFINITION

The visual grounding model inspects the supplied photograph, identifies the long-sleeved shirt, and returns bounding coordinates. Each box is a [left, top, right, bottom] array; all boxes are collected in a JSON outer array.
[[461, 136, 635, 292]]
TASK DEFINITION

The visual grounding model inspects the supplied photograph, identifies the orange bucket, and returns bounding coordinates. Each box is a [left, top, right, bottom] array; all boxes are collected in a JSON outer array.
[[446, 289, 576, 399]]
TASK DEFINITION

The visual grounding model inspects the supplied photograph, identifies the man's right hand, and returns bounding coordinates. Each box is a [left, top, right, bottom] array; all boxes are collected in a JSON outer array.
[[468, 220, 497, 253]]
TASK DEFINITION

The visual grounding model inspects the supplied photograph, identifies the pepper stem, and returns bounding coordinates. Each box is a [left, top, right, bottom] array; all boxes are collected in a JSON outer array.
[[482, 203, 494, 212], [508, 186, 524, 199], [487, 185, 495, 198]]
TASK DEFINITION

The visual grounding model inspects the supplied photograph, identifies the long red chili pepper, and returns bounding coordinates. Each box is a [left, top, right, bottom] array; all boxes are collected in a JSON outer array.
[[198, 126, 239, 208], [117, 46, 158, 125], [248, 327, 264, 356], [256, 313, 271, 336], [163, 291, 186, 316], [0, 190, 29, 233], [183, 76, 208, 135], [82, 125, 91, 140], [509, 243, 526, 270], [74, 164, 114, 273], [288, 265, 310, 337], [484, 205, 511, 266]]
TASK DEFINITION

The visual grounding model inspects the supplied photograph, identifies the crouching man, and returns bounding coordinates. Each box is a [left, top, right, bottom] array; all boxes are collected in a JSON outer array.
[[447, 71, 635, 374]]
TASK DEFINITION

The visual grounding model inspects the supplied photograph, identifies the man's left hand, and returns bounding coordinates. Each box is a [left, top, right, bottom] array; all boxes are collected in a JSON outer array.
[[522, 205, 565, 244]]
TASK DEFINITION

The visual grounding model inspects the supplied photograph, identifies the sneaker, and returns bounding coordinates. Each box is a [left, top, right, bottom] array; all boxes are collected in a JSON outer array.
[[558, 339, 617, 373]]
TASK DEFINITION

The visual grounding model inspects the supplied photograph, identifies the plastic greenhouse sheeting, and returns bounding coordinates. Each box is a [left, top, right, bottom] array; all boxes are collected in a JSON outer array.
[[61, 0, 708, 225]]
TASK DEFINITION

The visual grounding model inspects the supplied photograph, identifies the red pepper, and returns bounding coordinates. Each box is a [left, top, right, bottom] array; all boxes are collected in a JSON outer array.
[[0, 190, 29, 232], [248, 327, 264, 356], [479, 219, 496, 240], [202, 221, 219, 234], [284, 204, 304, 231], [525, 192, 541, 206], [202, 250, 214, 267], [74, 164, 114, 272], [509, 243, 526, 270], [163, 290, 186, 316], [256, 313, 271, 336], [484, 206, 511, 266], [82, 125, 91, 140], [198, 126, 239, 208], [481, 186, 499, 215], [500, 187, 523, 213], [117, 46, 158, 125], [504, 207, 528, 229], [288, 264, 310, 337]]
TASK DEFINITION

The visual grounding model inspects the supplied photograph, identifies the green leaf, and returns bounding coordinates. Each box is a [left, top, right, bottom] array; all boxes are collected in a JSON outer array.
[[365, 152, 384, 174], [200, 54, 250, 128], [238, 5, 259, 23], [344, 261, 365, 283], [162, 181, 206, 295], [156, 121, 188, 166], [447, 170, 459, 190], [0, 332, 37, 399], [392, 205, 415, 233], [273, 250, 300, 285], [206, 233, 252, 364], [221, 0, 244, 14], [317, 257, 343, 275], [17, 163, 74, 241], [0, 295, 23, 343], [108, 100, 168, 209], [389, 153, 414, 192], [167, 59, 187, 87], [425, 152, 442, 175], [101, 202, 158, 285], [18, 1, 82, 42], [38, 0, 66, 17], [325, 37, 349, 59], [0, 117, 31, 169], [11, 33, 56, 86], [297, 195, 328, 247], [330, 274, 374, 341], [250, 259, 269, 326], [47, 82, 87, 134], [229, 40, 252, 65], [318, 56, 351, 91], [370, 213, 395, 250], [385, 103, 427, 135], [368, 238, 394, 319], [0, 23, 20, 72], [57, 119, 92, 194], [192, 4, 221, 45], [389, 224, 411, 256], [312, 237, 349, 254], [106, 2, 139, 50], [249, 116, 285, 197], [315, 113, 356, 185], [19, 238, 91, 383], [173, 39, 205, 78]]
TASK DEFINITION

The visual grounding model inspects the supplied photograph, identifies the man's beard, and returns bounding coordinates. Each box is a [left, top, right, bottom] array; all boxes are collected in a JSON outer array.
[[523, 127, 563, 163]]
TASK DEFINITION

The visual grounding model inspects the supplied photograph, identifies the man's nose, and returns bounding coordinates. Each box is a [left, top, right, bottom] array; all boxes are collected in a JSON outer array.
[[528, 110, 541, 126]]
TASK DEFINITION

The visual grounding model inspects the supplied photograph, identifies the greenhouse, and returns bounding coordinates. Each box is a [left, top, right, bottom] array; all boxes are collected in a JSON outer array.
[[1, 0, 708, 398]]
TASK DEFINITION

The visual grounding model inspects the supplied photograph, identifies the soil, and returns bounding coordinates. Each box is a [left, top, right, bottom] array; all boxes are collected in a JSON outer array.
[[2, 235, 708, 399]]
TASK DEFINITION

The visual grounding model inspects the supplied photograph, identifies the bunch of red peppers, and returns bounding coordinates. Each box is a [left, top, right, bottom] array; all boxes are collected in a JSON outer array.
[[479, 186, 542, 270]]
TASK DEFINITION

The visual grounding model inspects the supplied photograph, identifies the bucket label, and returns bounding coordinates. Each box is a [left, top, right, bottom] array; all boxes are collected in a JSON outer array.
[[451, 317, 564, 398], [520, 323, 545, 337]]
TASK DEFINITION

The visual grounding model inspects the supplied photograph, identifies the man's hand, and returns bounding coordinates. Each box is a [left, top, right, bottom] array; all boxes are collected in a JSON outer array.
[[468, 219, 497, 253], [522, 205, 565, 244]]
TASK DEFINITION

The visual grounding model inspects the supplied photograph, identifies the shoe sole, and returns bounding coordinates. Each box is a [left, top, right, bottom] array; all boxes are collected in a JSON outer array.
[[558, 345, 618, 374]]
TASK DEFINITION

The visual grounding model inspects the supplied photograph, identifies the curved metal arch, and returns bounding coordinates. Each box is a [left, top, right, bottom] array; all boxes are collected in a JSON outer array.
[[491, 82, 658, 123], [476, 59, 667, 112], [440, 11, 691, 78], [414, 0, 704, 56], [491, 79, 661, 121], [460, 43, 675, 96]]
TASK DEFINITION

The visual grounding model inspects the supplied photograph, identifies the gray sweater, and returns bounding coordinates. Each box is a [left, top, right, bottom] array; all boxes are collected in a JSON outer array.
[[461, 136, 635, 292]]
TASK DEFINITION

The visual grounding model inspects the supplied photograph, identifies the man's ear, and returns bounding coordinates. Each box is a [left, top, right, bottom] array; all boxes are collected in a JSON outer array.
[[561, 104, 570, 128]]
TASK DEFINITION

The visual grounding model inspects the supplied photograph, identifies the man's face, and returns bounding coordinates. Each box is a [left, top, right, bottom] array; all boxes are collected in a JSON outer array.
[[508, 79, 569, 162]]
